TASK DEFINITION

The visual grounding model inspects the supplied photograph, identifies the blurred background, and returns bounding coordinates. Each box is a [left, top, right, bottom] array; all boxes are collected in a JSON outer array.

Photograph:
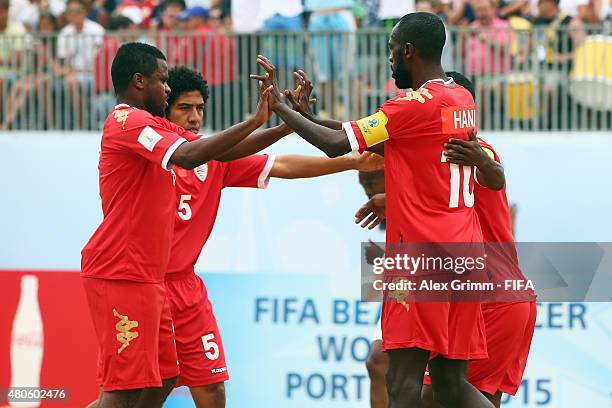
[[0, 0, 611, 406]]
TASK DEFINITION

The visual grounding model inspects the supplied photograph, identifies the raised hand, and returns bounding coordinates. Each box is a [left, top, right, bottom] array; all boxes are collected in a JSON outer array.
[[355, 193, 386, 230], [284, 70, 317, 116], [250, 55, 286, 110], [252, 81, 274, 126]]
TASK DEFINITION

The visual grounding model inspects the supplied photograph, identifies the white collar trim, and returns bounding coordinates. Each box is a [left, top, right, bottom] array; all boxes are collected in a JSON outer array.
[[420, 77, 455, 88], [114, 103, 131, 109]]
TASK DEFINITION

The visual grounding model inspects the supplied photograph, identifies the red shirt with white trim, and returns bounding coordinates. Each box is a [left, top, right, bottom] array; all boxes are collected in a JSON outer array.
[[343, 79, 482, 243], [166, 152, 274, 277], [81, 104, 195, 283]]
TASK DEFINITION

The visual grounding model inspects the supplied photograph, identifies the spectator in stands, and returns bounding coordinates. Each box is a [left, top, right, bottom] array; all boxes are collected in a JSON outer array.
[[56, 0, 104, 129], [356, 0, 380, 27], [1, 11, 59, 129], [534, 0, 583, 68], [305, 0, 356, 117], [9, 0, 67, 28], [0, 0, 27, 126], [466, 0, 512, 74], [378, 0, 415, 28], [159, 0, 186, 30], [178, 6, 236, 128], [260, 1, 305, 70], [415, 0, 455, 70], [116, 0, 155, 28], [534, 0, 584, 128], [444, 0, 476, 25], [260, 0, 304, 30]]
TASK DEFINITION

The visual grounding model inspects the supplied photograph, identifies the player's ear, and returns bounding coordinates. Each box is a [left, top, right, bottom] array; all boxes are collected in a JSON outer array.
[[132, 72, 146, 90], [404, 43, 415, 59]]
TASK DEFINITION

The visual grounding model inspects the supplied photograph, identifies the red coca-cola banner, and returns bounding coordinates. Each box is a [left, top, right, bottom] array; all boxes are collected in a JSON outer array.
[[0, 271, 99, 407]]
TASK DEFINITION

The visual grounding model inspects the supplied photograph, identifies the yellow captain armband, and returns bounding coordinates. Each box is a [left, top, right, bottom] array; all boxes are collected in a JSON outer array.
[[482, 147, 496, 160], [355, 110, 390, 147]]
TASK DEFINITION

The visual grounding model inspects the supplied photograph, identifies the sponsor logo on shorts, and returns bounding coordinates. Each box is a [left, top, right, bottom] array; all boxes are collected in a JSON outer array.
[[211, 367, 227, 374], [113, 309, 139, 354]]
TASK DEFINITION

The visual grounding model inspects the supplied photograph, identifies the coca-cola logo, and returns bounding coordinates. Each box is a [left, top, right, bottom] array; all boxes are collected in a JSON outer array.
[[12, 334, 43, 347]]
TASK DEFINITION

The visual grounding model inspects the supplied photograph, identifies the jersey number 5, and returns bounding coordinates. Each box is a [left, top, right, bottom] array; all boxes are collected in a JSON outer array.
[[178, 194, 192, 220], [441, 152, 475, 208], [202, 333, 220, 360]]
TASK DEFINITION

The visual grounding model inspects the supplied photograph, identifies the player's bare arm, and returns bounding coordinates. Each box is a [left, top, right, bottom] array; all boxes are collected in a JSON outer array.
[[215, 123, 293, 162], [169, 84, 274, 169], [269, 152, 383, 179], [354, 193, 386, 230], [251, 55, 353, 158], [444, 128, 505, 190]]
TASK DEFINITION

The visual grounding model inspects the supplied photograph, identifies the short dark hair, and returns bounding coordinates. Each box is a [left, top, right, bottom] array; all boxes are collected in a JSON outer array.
[[111, 42, 166, 94], [109, 15, 134, 30], [394, 12, 446, 62], [167, 66, 209, 108], [165, 0, 186, 10], [359, 169, 384, 183], [445, 71, 476, 100], [66, 0, 87, 9]]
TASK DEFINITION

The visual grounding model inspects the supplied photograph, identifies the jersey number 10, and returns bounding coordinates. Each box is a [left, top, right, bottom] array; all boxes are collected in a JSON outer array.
[[441, 151, 475, 208]]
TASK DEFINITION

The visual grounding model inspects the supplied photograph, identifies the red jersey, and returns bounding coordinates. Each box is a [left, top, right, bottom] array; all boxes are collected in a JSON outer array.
[[166, 152, 274, 277], [344, 79, 482, 243], [474, 137, 536, 303], [474, 137, 513, 243], [81, 104, 195, 283]]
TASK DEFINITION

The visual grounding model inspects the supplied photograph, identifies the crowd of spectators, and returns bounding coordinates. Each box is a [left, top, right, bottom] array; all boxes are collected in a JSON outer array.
[[0, 0, 610, 130]]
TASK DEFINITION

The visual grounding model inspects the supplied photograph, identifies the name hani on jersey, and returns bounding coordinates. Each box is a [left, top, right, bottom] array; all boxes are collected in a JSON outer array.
[[441, 106, 477, 134]]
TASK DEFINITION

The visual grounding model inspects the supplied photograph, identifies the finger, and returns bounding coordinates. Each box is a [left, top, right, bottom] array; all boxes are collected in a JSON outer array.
[[297, 69, 310, 83], [293, 71, 301, 87], [355, 207, 373, 223], [360, 213, 378, 229], [446, 138, 472, 148], [445, 145, 470, 155], [468, 127, 477, 141], [368, 217, 382, 230], [257, 55, 275, 71], [256, 57, 274, 73], [260, 85, 273, 97], [309, 98, 317, 105]]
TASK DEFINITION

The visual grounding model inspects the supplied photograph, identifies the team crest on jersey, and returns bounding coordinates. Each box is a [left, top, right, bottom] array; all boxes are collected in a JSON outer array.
[[194, 163, 208, 182]]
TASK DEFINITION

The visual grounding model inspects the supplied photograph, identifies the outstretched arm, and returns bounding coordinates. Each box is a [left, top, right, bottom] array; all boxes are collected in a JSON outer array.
[[444, 128, 505, 190], [170, 84, 273, 169], [269, 152, 384, 179], [215, 124, 293, 162]]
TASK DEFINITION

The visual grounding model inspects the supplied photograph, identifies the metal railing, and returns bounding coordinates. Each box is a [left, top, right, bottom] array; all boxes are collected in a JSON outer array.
[[0, 25, 611, 132]]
